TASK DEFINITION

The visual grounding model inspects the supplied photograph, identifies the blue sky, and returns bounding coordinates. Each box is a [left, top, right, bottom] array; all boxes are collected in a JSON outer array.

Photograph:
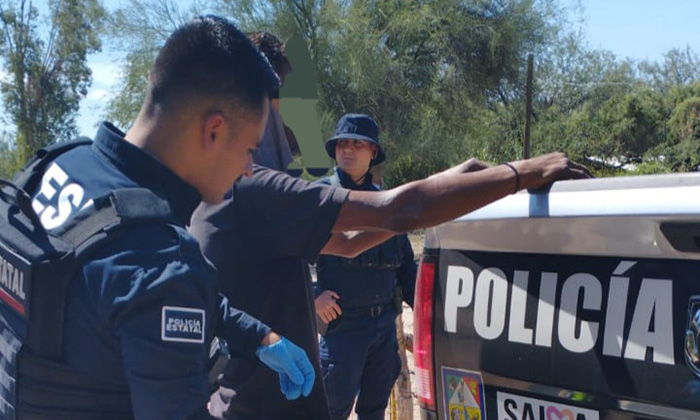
[[3, 0, 700, 137], [564, 0, 700, 61]]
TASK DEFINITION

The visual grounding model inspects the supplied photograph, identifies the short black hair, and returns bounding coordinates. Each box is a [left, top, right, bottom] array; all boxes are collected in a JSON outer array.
[[149, 15, 280, 114], [247, 31, 292, 79]]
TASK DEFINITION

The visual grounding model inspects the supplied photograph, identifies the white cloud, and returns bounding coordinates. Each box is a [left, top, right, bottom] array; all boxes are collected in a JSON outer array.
[[90, 61, 122, 90]]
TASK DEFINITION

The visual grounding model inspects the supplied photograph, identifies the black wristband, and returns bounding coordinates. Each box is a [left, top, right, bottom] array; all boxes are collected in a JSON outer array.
[[502, 162, 519, 194]]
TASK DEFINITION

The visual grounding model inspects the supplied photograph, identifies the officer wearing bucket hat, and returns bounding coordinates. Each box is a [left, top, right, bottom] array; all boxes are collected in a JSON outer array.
[[324, 113, 386, 167], [315, 113, 417, 420]]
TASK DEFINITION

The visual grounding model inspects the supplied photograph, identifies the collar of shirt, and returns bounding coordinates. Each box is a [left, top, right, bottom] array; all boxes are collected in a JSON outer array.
[[334, 166, 375, 191], [92, 122, 202, 226]]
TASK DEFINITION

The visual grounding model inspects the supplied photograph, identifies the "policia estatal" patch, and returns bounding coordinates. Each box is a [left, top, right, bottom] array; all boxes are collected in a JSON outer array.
[[161, 306, 205, 343]]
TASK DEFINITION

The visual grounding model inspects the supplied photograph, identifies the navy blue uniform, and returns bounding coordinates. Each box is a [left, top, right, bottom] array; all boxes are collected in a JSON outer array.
[[190, 167, 349, 420], [315, 168, 417, 420], [27, 123, 270, 419]]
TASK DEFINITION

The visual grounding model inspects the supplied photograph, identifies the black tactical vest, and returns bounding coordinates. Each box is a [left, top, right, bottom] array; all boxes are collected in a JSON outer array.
[[316, 172, 405, 310], [0, 140, 174, 419], [321, 172, 405, 271]]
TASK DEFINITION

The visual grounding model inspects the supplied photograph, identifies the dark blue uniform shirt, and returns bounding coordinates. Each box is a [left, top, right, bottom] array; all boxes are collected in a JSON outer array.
[[28, 123, 270, 420], [315, 168, 416, 310], [190, 167, 349, 420]]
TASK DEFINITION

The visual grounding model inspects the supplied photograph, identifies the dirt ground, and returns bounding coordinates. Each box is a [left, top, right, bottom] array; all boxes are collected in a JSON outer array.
[[408, 232, 425, 261]]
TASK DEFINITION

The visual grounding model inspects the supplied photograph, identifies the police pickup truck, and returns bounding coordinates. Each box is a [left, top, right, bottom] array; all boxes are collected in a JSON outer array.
[[413, 173, 700, 420]]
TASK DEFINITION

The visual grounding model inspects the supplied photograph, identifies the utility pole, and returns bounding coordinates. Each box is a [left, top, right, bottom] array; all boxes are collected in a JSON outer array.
[[524, 54, 533, 159]]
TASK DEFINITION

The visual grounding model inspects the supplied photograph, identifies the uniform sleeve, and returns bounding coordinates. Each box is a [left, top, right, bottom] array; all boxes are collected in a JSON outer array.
[[216, 293, 271, 359], [89, 226, 217, 420], [232, 167, 350, 261], [397, 234, 418, 308]]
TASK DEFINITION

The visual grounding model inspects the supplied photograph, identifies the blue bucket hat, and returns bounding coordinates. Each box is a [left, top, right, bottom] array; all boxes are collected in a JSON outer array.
[[325, 114, 386, 165]]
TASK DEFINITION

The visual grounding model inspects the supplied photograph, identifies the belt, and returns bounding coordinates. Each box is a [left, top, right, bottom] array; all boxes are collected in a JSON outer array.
[[341, 302, 394, 319]]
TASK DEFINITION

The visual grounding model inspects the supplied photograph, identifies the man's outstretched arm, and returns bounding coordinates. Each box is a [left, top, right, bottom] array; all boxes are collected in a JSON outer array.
[[332, 153, 591, 233], [321, 158, 494, 256]]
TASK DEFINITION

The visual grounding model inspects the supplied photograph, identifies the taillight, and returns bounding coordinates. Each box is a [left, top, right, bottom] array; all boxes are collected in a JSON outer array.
[[413, 258, 436, 410]]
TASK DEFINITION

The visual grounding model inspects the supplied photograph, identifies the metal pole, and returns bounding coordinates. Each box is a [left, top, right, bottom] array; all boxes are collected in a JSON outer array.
[[524, 53, 533, 159]]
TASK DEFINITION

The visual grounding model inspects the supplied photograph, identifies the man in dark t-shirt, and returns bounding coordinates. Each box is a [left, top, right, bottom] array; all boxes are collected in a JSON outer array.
[[191, 32, 340, 418], [192, 168, 344, 419], [191, 153, 592, 418]]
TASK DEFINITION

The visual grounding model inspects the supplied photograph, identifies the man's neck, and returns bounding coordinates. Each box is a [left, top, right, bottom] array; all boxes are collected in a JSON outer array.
[[125, 111, 192, 184]]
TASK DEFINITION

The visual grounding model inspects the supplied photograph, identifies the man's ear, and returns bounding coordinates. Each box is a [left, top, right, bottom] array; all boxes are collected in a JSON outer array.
[[202, 112, 226, 151]]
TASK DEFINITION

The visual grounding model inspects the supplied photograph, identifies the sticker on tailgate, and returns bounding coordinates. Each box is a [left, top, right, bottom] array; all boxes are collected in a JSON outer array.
[[442, 367, 486, 420], [497, 391, 599, 420]]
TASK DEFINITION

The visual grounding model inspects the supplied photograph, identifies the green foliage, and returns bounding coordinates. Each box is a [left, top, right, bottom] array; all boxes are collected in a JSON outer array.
[[638, 47, 700, 94], [664, 95, 700, 171], [383, 153, 452, 189], [628, 160, 673, 176], [102, 0, 700, 181], [0, 0, 105, 163], [0, 132, 22, 179], [668, 96, 700, 141]]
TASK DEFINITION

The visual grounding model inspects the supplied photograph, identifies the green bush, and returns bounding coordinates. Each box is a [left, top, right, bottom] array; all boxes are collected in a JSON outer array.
[[383, 153, 451, 189], [628, 161, 674, 175]]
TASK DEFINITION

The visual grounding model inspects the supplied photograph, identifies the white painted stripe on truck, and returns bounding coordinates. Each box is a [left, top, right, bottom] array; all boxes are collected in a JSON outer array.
[[458, 185, 700, 221]]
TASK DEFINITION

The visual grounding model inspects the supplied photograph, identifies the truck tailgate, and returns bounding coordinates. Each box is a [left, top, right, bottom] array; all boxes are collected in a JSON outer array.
[[428, 175, 700, 420]]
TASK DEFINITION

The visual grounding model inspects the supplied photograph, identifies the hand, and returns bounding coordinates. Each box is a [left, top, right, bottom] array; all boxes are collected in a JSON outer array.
[[513, 152, 593, 189], [315, 290, 341, 323], [256, 336, 315, 400]]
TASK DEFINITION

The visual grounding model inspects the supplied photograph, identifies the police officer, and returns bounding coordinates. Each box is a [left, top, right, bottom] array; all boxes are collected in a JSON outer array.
[[314, 114, 417, 420], [19, 16, 314, 419]]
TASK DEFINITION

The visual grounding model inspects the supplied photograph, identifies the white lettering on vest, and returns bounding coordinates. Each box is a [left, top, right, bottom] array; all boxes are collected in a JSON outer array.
[[32, 163, 90, 230], [0, 256, 25, 301]]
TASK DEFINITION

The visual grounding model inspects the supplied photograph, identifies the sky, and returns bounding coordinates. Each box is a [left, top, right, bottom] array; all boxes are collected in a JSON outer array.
[[75, 50, 125, 135], [3, 0, 700, 138], [564, 0, 700, 61]]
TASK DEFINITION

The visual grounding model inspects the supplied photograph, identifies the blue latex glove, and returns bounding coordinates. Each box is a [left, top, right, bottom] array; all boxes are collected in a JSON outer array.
[[255, 337, 315, 400]]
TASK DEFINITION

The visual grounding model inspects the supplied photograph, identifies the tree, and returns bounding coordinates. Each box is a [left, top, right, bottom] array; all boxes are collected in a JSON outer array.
[[105, 0, 700, 181], [216, 0, 568, 184], [0, 0, 105, 165], [0, 130, 20, 179], [663, 95, 700, 172], [639, 47, 700, 94]]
